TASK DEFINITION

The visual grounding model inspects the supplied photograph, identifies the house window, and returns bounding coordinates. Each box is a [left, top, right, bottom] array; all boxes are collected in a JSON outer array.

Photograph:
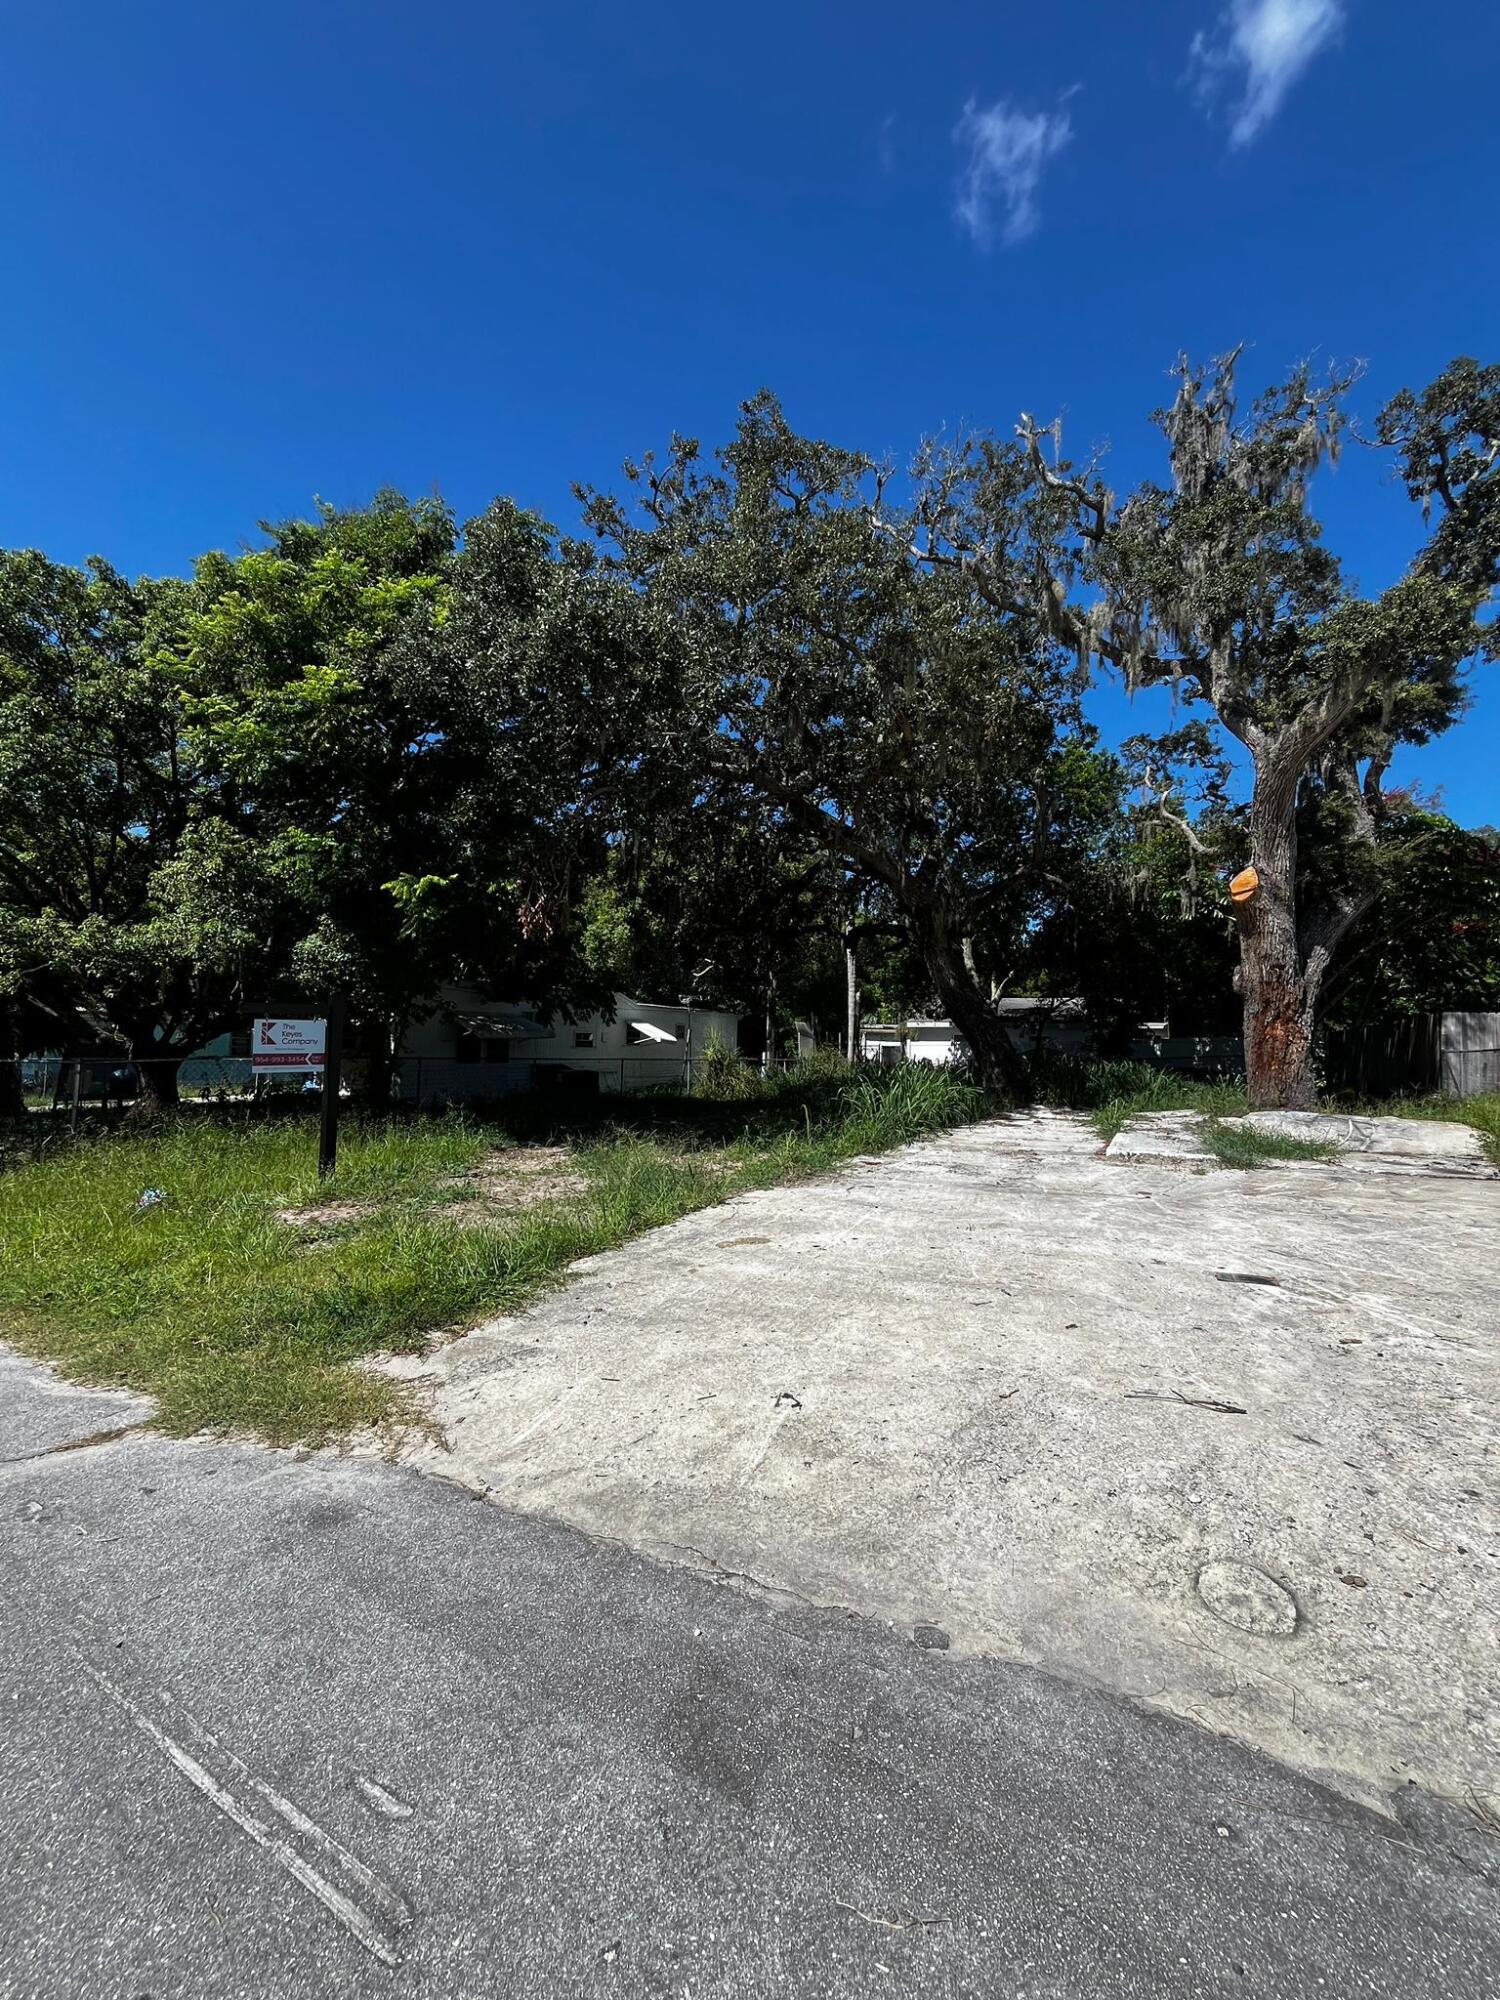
[[456, 1035, 511, 1065], [574, 1031, 595, 1048]]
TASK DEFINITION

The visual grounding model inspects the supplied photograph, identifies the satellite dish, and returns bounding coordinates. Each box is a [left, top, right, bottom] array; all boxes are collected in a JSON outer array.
[[1229, 866, 1260, 905]]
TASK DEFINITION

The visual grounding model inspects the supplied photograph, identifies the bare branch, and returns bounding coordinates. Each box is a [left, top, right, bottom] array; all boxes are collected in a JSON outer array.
[[1015, 413, 1110, 543]]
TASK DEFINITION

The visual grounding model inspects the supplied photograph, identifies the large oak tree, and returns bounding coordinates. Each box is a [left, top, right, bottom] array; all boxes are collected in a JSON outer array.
[[581, 393, 1122, 1098]]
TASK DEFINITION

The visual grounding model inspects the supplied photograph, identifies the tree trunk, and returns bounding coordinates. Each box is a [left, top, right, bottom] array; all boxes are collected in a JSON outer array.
[[1237, 764, 1318, 1110], [133, 1052, 182, 1111], [916, 899, 1030, 1100], [0, 1010, 23, 1122], [844, 934, 859, 1061], [352, 1027, 397, 1110]]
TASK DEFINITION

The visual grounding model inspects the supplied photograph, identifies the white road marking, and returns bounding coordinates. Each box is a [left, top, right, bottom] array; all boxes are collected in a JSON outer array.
[[78, 1658, 413, 1966]]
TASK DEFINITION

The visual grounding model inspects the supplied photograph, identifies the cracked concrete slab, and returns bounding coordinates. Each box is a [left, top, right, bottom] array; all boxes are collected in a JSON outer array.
[[1238, 1109, 1495, 1174], [1105, 1107, 1496, 1177], [393, 1111, 1499, 1816], [1104, 1110, 1217, 1168]]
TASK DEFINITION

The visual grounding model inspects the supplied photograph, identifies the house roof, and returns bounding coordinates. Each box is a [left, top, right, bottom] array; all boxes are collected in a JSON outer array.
[[454, 1012, 552, 1040]]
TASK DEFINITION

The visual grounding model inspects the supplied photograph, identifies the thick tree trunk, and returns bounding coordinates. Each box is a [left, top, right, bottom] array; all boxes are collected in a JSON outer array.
[[133, 1053, 181, 1111], [916, 899, 1031, 1100], [1237, 764, 1319, 1111], [1239, 933, 1318, 1110]]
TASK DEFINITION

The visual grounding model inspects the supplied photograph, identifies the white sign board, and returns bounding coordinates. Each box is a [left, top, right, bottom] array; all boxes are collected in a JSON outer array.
[[251, 1017, 326, 1072]]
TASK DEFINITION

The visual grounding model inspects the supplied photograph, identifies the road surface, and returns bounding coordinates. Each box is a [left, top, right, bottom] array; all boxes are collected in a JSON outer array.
[[2, 1358, 1495, 1998]]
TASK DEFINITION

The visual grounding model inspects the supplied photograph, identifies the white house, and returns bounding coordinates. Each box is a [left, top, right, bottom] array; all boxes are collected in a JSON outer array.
[[859, 999, 1244, 1080], [860, 998, 1093, 1067], [396, 986, 742, 1104], [181, 988, 742, 1103]]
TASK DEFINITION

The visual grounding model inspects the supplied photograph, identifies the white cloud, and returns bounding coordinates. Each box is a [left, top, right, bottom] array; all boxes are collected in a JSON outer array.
[[1189, 0, 1345, 147], [953, 96, 1073, 248]]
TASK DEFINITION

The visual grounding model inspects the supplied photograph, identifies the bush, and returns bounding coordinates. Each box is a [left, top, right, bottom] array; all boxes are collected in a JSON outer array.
[[832, 1058, 987, 1146], [693, 1035, 763, 1101]]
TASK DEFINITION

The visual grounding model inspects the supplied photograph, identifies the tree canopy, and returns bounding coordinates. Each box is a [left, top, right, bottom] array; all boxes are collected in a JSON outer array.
[[1, 351, 1493, 1110]]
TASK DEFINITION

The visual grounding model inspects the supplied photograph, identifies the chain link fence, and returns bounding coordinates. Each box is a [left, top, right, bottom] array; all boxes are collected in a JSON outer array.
[[4, 1047, 786, 1128]]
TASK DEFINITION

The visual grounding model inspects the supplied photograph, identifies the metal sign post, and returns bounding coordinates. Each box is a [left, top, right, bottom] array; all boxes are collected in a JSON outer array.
[[318, 994, 345, 1181], [249, 1010, 344, 1179]]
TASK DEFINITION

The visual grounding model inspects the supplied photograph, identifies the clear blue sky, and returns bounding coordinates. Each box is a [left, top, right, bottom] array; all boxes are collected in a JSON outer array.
[[3, 2, 1495, 822]]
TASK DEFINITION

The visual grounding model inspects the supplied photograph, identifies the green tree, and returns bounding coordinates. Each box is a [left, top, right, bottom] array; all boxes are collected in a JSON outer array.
[[1005, 352, 1492, 1107], [0, 551, 313, 1105], [581, 394, 1120, 1098], [1323, 807, 1500, 1024], [1, 490, 636, 1105]]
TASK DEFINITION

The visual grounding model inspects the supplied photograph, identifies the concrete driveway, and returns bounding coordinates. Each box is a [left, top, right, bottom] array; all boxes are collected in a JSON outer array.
[[396, 1112, 1499, 1817]]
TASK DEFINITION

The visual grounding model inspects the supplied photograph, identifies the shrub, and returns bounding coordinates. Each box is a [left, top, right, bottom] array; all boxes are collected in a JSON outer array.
[[694, 1035, 762, 1101]]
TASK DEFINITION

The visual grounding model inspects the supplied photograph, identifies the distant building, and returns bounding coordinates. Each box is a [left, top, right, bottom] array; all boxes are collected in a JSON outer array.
[[397, 986, 742, 1103], [860, 998, 1092, 1067], [186, 988, 743, 1103], [859, 999, 1244, 1080]]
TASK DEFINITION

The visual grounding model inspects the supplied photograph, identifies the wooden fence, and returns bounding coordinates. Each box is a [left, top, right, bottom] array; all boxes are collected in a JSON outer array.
[[1320, 1012, 1500, 1098]]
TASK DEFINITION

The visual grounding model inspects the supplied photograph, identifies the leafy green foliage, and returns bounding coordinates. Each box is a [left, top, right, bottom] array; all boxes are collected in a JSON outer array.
[[1326, 808, 1500, 1021], [693, 1033, 759, 1099], [1, 492, 638, 1094], [580, 392, 1123, 1094]]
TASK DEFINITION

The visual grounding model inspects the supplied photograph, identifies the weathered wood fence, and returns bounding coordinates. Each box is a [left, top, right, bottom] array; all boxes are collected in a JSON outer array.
[[1320, 1011, 1500, 1098]]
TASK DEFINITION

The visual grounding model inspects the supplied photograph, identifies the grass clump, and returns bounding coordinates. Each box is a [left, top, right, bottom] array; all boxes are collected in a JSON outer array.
[[1198, 1120, 1340, 1169], [0, 1059, 983, 1444]]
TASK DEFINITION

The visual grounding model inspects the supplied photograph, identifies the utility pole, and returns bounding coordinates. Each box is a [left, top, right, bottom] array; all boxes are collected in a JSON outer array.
[[318, 993, 346, 1180]]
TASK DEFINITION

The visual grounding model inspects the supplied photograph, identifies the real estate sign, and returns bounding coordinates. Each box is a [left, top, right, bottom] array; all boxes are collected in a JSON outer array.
[[251, 1018, 327, 1072]]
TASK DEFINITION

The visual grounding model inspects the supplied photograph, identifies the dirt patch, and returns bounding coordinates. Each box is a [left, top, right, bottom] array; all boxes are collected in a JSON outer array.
[[440, 1146, 590, 1224], [275, 1200, 379, 1231]]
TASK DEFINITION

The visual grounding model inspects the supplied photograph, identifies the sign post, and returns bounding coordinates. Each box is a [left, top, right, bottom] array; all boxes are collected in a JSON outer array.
[[318, 994, 345, 1181], [250, 1011, 343, 1180]]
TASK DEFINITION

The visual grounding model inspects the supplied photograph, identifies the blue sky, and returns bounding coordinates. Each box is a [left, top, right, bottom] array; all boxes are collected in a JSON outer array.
[[3, 2, 1496, 822]]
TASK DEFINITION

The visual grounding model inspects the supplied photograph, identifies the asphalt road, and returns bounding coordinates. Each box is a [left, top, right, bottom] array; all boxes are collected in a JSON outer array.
[[2, 1364, 1495, 1999]]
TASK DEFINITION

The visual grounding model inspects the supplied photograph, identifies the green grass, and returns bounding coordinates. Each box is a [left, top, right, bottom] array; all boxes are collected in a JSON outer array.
[[1197, 1120, 1340, 1169], [0, 1059, 983, 1444]]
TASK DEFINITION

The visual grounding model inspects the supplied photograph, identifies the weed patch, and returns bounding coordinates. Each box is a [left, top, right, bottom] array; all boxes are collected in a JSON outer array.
[[1027, 1054, 1247, 1143], [1199, 1120, 1340, 1169]]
